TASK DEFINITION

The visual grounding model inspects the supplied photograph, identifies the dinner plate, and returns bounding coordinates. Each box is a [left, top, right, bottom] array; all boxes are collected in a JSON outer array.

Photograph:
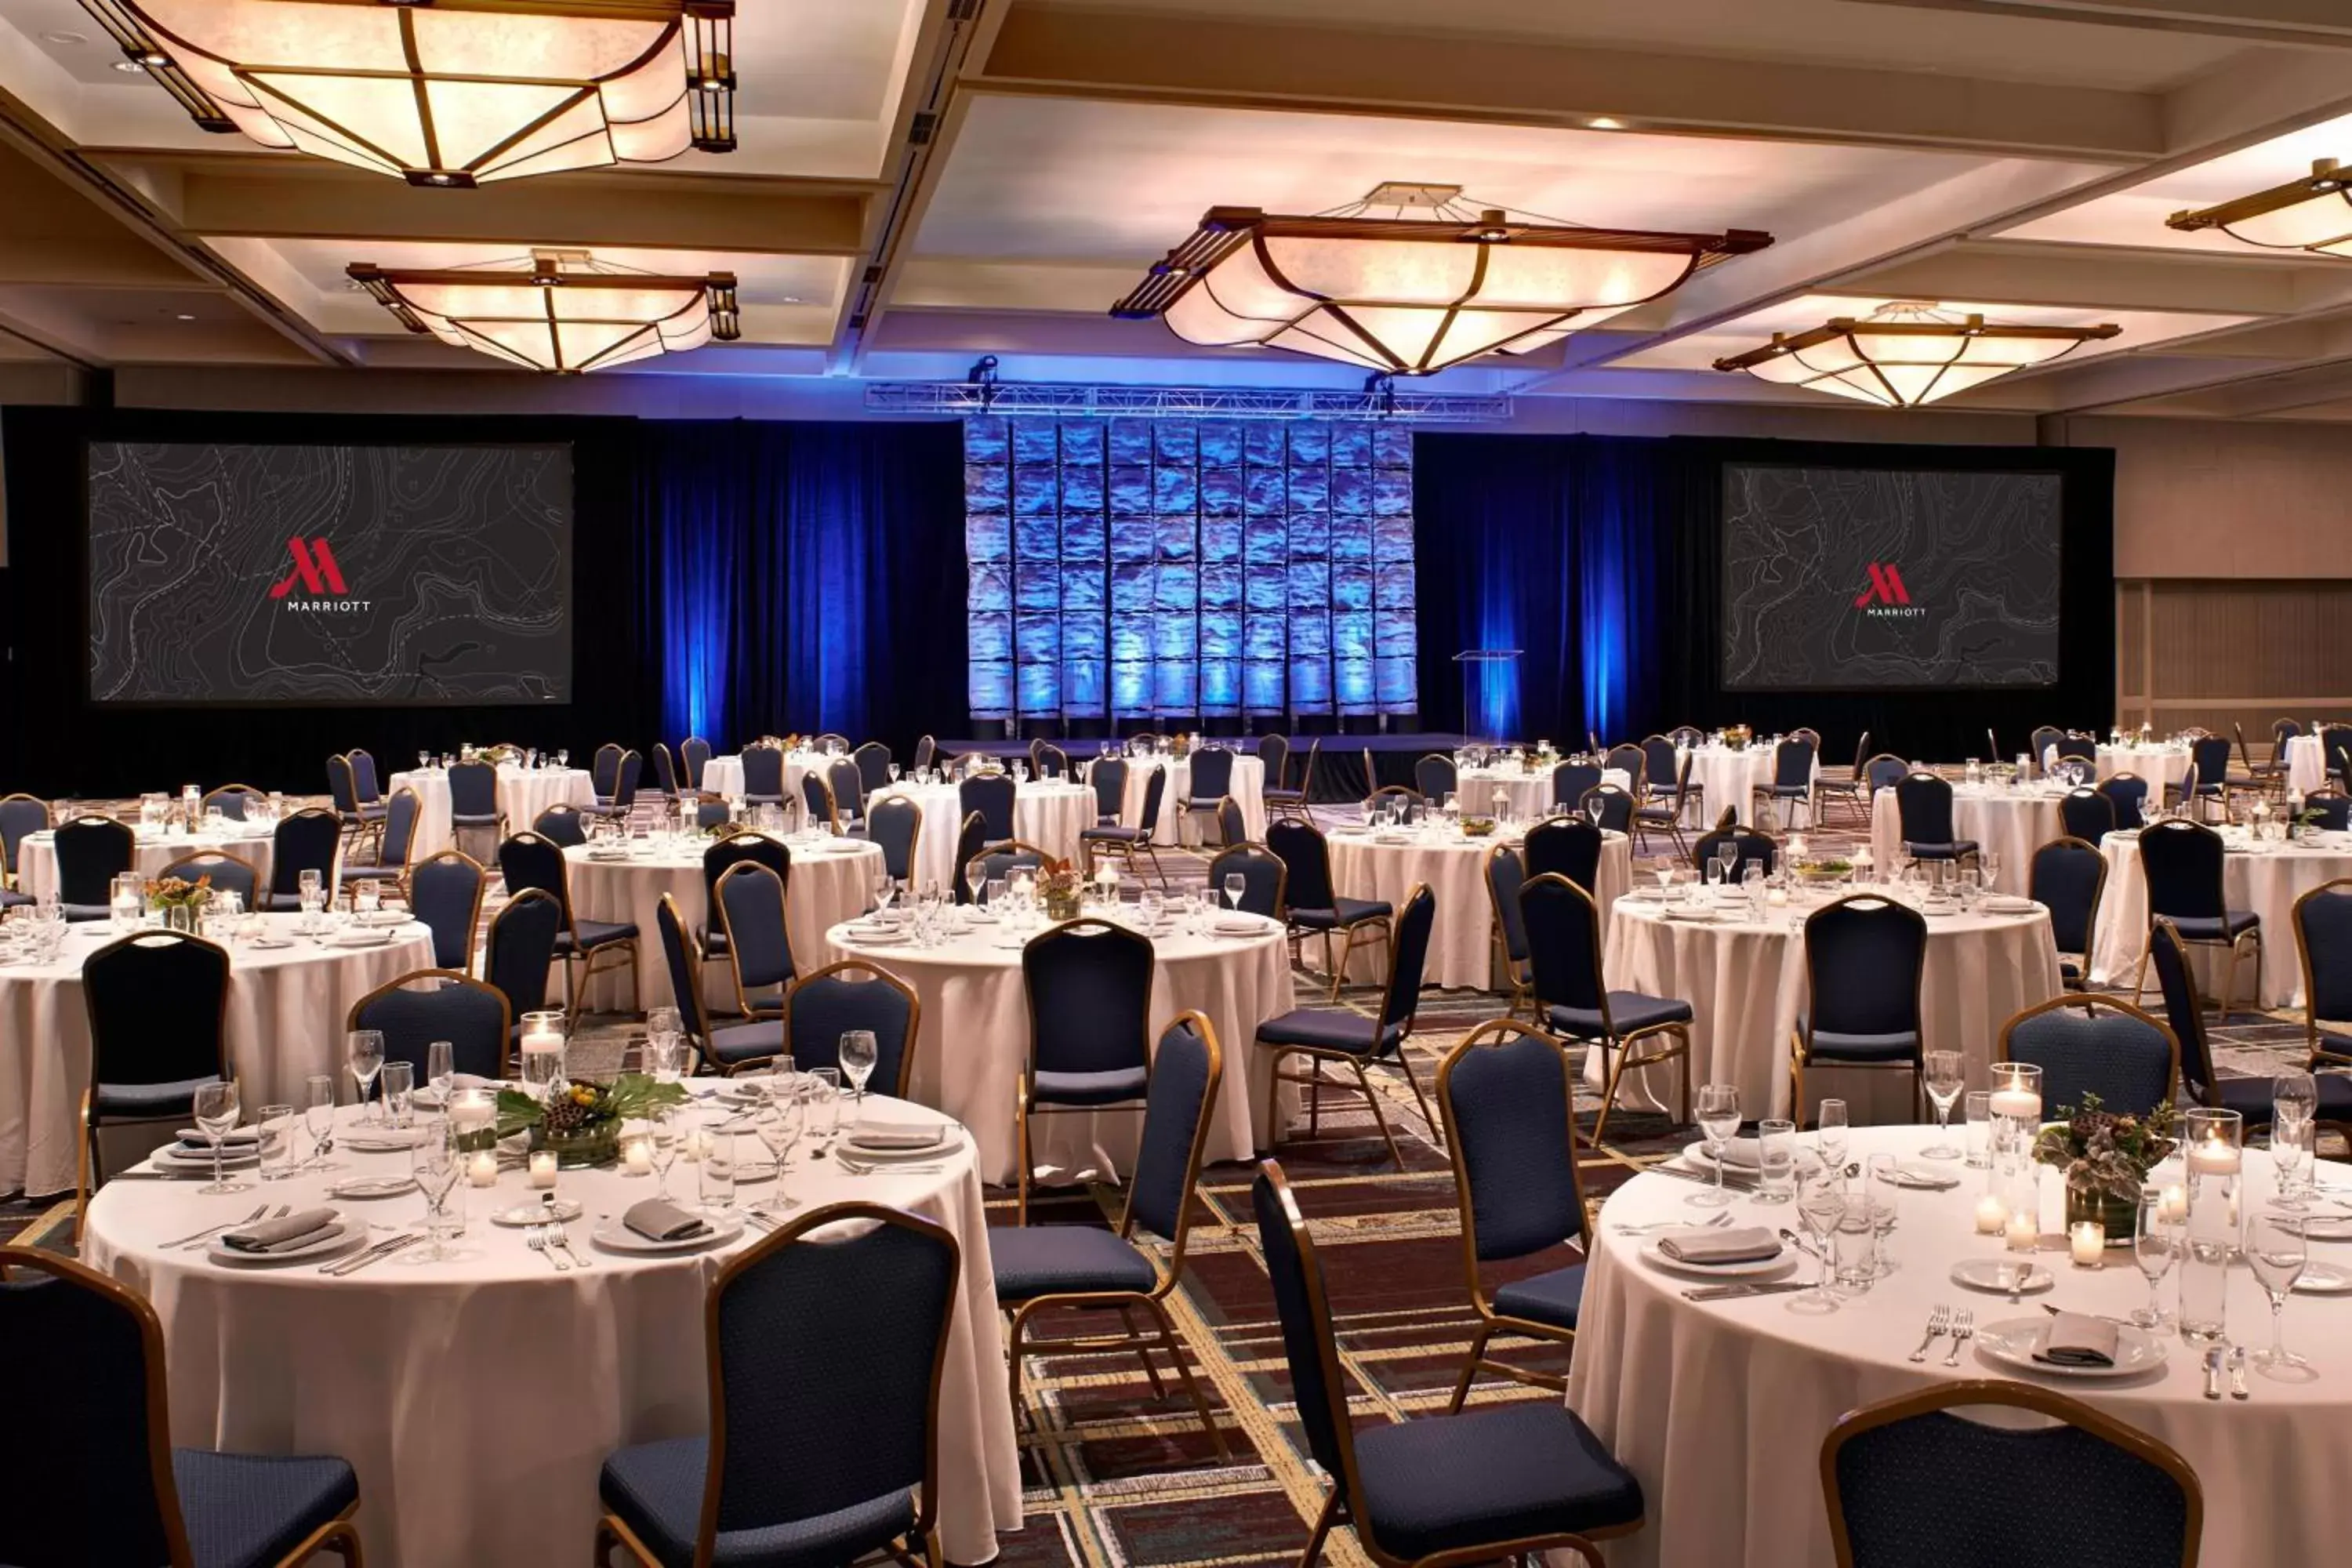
[[846, 929, 909, 946], [590, 1211, 746, 1254], [248, 937, 296, 949], [1949, 1258, 2056, 1296], [844, 1131, 956, 1160], [330, 931, 395, 949], [152, 1145, 259, 1171], [340, 1127, 426, 1152], [328, 1175, 418, 1200], [175, 1127, 262, 1147], [491, 1197, 584, 1227], [1663, 907, 1726, 924], [1975, 1316, 2169, 1379], [207, 1222, 365, 1267], [2283, 1214, 2352, 1241], [1636, 1238, 1791, 1279], [2294, 1261, 2352, 1294]]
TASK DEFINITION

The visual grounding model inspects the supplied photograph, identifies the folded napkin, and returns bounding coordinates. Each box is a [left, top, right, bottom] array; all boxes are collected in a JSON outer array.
[[1889, 1164, 1962, 1190], [1711, 1137, 1762, 1168], [175, 1127, 262, 1149], [2035, 1312, 2118, 1368], [624, 1197, 711, 1243], [851, 1115, 939, 1149], [1214, 916, 1263, 935], [1657, 1226, 1782, 1265], [221, 1209, 340, 1254]]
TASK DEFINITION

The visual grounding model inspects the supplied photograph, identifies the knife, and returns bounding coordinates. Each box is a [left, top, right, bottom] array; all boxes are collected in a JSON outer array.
[[1650, 1163, 1761, 1192], [321, 1232, 422, 1276], [1684, 1281, 1813, 1301]]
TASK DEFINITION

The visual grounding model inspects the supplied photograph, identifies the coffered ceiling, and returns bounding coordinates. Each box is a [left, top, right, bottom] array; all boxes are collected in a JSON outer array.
[[3, 0, 2352, 416]]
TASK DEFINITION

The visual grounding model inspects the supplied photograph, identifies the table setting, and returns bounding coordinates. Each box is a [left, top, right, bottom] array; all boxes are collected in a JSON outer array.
[[865, 773, 1094, 887], [2285, 731, 2330, 796], [2096, 737, 2194, 794], [1084, 748, 1268, 845], [1867, 774, 2066, 895], [2089, 820, 2352, 1007], [16, 815, 286, 904], [1681, 738, 1820, 828], [389, 755, 594, 858]]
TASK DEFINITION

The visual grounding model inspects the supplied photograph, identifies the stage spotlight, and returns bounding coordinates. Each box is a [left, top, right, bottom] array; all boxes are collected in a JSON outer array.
[[967, 354, 1002, 409]]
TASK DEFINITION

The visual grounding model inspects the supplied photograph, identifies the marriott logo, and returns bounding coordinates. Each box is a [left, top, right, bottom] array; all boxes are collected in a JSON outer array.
[[1853, 562, 1925, 619], [269, 537, 370, 612]]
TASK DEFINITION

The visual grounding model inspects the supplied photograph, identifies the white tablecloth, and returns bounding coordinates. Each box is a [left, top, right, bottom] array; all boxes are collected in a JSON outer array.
[[561, 838, 880, 1011], [699, 751, 836, 812], [18, 826, 281, 903], [1316, 828, 1632, 989], [2089, 829, 2352, 1008], [826, 913, 1296, 1184], [2287, 733, 2330, 797], [82, 1096, 1019, 1568], [1600, 892, 2062, 1123], [867, 782, 1094, 892], [1090, 755, 1267, 845], [2097, 744, 2193, 795], [1569, 1128, 2347, 1568], [390, 765, 593, 858], [0, 914, 434, 1196], [1453, 768, 1633, 824], [1685, 746, 1820, 829], [1867, 786, 2063, 894]]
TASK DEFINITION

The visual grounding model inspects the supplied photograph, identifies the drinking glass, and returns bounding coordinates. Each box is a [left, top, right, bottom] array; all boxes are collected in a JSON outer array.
[[757, 1093, 805, 1208], [2275, 1068, 2318, 1134], [840, 1029, 879, 1103], [1864, 1152, 1900, 1275], [874, 873, 897, 917], [298, 869, 324, 905], [1716, 843, 1739, 886], [412, 1122, 465, 1260], [1979, 850, 2001, 889], [648, 1105, 681, 1197], [1817, 1098, 1850, 1173], [256, 1103, 298, 1181], [1755, 1119, 1795, 1204], [1587, 798, 1605, 829], [1225, 873, 1246, 913], [985, 877, 1007, 913], [2132, 1184, 2178, 1329], [1793, 1177, 1846, 1313], [2247, 1210, 2313, 1377], [2272, 1113, 2314, 1211], [424, 1039, 455, 1105], [379, 1061, 415, 1129], [192, 1080, 243, 1194], [1922, 1049, 1965, 1158], [1691, 1083, 1740, 1207], [346, 1030, 385, 1125], [303, 1074, 339, 1171], [804, 1068, 842, 1147], [1833, 1195, 1879, 1294], [698, 1117, 737, 1214], [1962, 1091, 1993, 1168], [965, 862, 985, 907]]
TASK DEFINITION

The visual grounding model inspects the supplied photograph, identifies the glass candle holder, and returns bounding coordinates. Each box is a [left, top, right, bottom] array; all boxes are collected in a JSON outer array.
[[2179, 1106, 2242, 1346]]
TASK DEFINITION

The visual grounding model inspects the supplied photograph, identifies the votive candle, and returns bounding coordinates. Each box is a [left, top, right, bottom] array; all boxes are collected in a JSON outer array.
[[528, 1151, 559, 1189], [2005, 1211, 2039, 1252], [466, 1150, 499, 1188], [1974, 1193, 2011, 1234], [2069, 1221, 2106, 1267]]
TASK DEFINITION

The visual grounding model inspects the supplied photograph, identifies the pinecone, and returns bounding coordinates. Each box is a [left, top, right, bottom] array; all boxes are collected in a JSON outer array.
[[541, 1088, 594, 1135]]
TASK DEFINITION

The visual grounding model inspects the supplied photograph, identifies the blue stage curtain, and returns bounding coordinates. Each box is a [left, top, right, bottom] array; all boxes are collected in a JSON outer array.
[[637, 419, 965, 752]]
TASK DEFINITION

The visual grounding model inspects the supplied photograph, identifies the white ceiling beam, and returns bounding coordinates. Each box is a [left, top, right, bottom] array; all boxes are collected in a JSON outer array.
[[1839, 238, 2352, 314], [1849, 0, 2352, 48]]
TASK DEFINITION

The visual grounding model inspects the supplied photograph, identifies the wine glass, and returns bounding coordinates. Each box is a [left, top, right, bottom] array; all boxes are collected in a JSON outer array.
[[966, 862, 985, 908], [1586, 797, 1605, 829], [873, 872, 897, 917], [1716, 842, 1740, 887], [2132, 1184, 2179, 1329], [425, 1040, 455, 1108], [1793, 1175, 1846, 1314], [1691, 1083, 1741, 1207], [1979, 849, 2001, 891], [1921, 1050, 1965, 1159], [346, 1030, 385, 1125], [648, 1105, 681, 1198], [2247, 1209, 2314, 1377], [412, 1121, 464, 1260], [192, 1080, 243, 1194], [1816, 1098, 1850, 1173], [1864, 1152, 1900, 1276], [757, 1093, 805, 1209], [1224, 873, 1246, 913], [839, 1029, 879, 1104], [2272, 1111, 2314, 1211], [303, 1073, 339, 1171]]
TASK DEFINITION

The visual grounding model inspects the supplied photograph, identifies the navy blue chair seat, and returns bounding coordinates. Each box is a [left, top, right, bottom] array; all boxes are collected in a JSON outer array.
[[62, 902, 113, 922], [706, 1019, 785, 1067], [2168, 909, 2260, 941], [1546, 993, 1693, 1038], [1080, 823, 1147, 844], [1490, 1263, 1585, 1330], [2217, 1069, 2352, 1120], [1255, 1008, 1406, 1057], [555, 917, 638, 953], [174, 1448, 360, 1568], [451, 811, 501, 826], [989, 1225, 1160, 1300], [0, 887, 29, 909], [2060, 957, 2085, 983], [92, 1073, 219, 1117], [1287, 895, 1392, 931], [1795, 1018, 1921, 1062], [601, 1436, 914, 1568], [1904, 838, 1980, 860], [1033, 1065, 1149, 1105], [1348, 1401, 1642, 1563]]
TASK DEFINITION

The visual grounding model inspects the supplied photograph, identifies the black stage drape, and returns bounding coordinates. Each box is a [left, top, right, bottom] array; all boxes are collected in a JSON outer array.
[[1415, 433, 2114, 766]]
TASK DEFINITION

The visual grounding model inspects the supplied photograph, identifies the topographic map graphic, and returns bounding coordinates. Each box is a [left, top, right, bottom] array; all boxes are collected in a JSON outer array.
[[1721, 464, 2061, 691], [89, 442, 571, 705]]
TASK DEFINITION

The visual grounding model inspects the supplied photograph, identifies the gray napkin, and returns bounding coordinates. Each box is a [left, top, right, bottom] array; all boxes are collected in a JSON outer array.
[[1711, 1137, 1762, 1168], [2035, 1312, 2118, 1367], [1657, 1225, 1782, 1265], [221, 1209, 340, 1254], [624, 1197, 711, 1242]]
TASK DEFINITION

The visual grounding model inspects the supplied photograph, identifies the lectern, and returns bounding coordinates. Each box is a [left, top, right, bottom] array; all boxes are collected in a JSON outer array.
[[1453, 648, 1521, 746]]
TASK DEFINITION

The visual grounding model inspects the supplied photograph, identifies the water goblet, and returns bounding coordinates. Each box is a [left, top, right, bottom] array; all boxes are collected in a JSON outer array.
[[425, 1040, 455, 1105], [1792, 1176, 1846, 1314], [192, 1080, 244, 1194], [412, 1121, 464, 1260], [2248, 1209, 2314, 1378], [1921, 1050, 1965, 1158], [346, 1030, 385, 1125], [1691, 1083, 1741, 1207], [648, 1105, 681, 1199], [1816, 1098, 1850, 1172], [1225, 873, 1246, 913], [303, 1074, 340, 1171], [2131, 1184, 2178, 1329], [839, 1029, 879, 1103]]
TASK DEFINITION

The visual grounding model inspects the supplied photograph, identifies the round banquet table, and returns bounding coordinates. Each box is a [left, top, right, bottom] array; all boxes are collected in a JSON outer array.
[[1867, 784, 2061, 894], [389, 764, 593, 858], [1600, 889, 2063, 1124], [2096, 742, 2192, 796], [697, 750, 833, 814], [1311, 826, 1632, 989], [1087, 754, 1267, 846], [867, 780, 1094, 891], [17, 824, 281, 903], [0, 913, 434, 1197], [2287, 732, 2330, 796], [561, 837, 881, 1011], [825, 909, 1296, 1184], [2089, 827, 2352, 1008], [1453, 766, 1632, 824], [1683, 746, 1819, 829], [1568, 1127, 2350, 1568], [81, 1095, 1019, 1568]]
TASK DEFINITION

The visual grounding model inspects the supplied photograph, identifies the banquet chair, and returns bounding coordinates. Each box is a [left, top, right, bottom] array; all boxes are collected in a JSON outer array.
[[1751, 735, 1818, 829], [1361, 746, 1381, 801], [1207, 844, 1285, 919], [157, 851, 260, 910], [0, 1249, 365, 1568], [1019, 918, 1156, 1221], [1266, 739, 1319, 822], [1364, 783, 1425, 822], [813, 732, 852, 755], [1633, 750, 1698, 855], [1638, 736, 1679, 805], [1256, 886, 1439, 1169], [1083, 768, 1171, 888], [76, 931, 229, 1231], [447, 758, 504, 854], [532, 803, 588, 848], [799, 771, 841, 833], [263, 809, 342, 911], [340, 786, 421, 896], [1860, 753, 1909, 795], [649, 742, 680, 801], [2291, 880, 2352, 1082], [2170, 737, 2235, 820], [1997, 994, 2178, 1120], [1603, 743, 1648, 797], [961, 771, 1018, 844], [585, 749, 642, 822], [698, 831, 789, 958], [1523, 818, 1602, 893], [2029, 837, 2108, 989], [325, 753, 375, 855], [1437, 1021, 1595, 1411], [969, 839, 1050, 900], [2060, 787, 2115, 844], [1257, 731, 1293, 808], [1253, 1160, 1645, 1568], [866, 795, 921, 886], [995, 1012, 1230, 1457], [1791, 896, 1929, 1123], [54, 814, 136, 918], [852, 742, 893, 797], [1028, 738, 1066, 779], [2299, 790, 2352, 831], [2058, 731, 2100, 768], [2098, 771, 2149, 831], [498, 832, 639, 1019], [1577, 783, 1636, 836], [912, 734, 938, 775], [2029, 724, 2067, 771], [198, 783, 265, 822], [1085, 757, 1130, 833], [594, 1203, 956, 1568], [826, 757, 867, 826], [1414, 753, 1457, 804], [1267, 818, 1395, 1004], [1484, 846, 1534, 1022], [1893, 772, 1979, 873], [738, 743, 786, 808], [590, 743, 622, 802], [1522, 873, 1692, 1147], [2234, 721, 2285, 795], [484, 887, 564, 1035], [691, 795, 732, 830], [1810, 731, 1873, 825], [1691, 822, 1777, 880], [757, 960, 919, 1090], [1214, 795, 1249, 849], [408, 849, 486, 971], [0, 793, 49, 904], [1180, 744, 1236, 848], [1549, 761, 1603, 815], [1668, 724, 1706, 748], [350, 969, 513, 1080], [1986, 727, 2003, 766], [949, 811, 991, 905], [2133, 819, 2262, 1017], [349, 749, 383, 812], [1821, 1381, 2199, 1568], [652, 895, 781, 1074], [1792, 726, 1823, 751], [713, 862, 796, 1019], [679, 735, 713, 790]]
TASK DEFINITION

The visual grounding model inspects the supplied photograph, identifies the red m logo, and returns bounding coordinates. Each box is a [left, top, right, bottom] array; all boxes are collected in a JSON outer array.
[[269, 537, 348, 599], [1853, 562, 1910, 608]]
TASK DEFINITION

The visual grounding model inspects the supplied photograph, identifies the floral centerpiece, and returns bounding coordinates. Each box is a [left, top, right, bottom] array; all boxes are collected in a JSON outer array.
[[1790, 858, 1852, 885], [495, 1073, 689, 1169], [1036, 857, 1083, 922], [1460, 815, 1497, 837], [483, 742, 524, 765], [1723, 724, 1753, 752], [2033, 1092, 2177, 1243], [147, 874, 212, 932]]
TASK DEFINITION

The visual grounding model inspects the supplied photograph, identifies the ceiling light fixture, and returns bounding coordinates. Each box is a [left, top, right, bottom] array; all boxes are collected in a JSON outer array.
[[347, 249, 739, 372], [74, 0, 735, 183], [1111, 181, 1770, 376], [2167, 157, 2352, 257], [1711, 301, 2120, 408]]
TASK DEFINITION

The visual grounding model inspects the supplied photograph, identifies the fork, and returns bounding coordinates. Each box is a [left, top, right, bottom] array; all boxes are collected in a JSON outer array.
[[1611, 1211, 1733, 1236], [1907, 1305, 1951, 1363], [1943, 1308, 1974, 1366], [175, 1203, 289, 1250], [526, 1228, 568, 1272], [162, 1201, 268, 1250]]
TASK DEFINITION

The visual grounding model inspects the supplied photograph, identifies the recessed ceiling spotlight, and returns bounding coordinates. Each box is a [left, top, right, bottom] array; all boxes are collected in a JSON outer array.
[[1588, 117, 1626, 130], [112, 56, 149, 73], [42, 31, 89, 46], [174, 312, 197, 321]]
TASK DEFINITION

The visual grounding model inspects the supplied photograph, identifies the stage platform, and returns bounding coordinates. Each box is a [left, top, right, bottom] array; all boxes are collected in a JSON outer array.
[[936, 732, 1477, 800]]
